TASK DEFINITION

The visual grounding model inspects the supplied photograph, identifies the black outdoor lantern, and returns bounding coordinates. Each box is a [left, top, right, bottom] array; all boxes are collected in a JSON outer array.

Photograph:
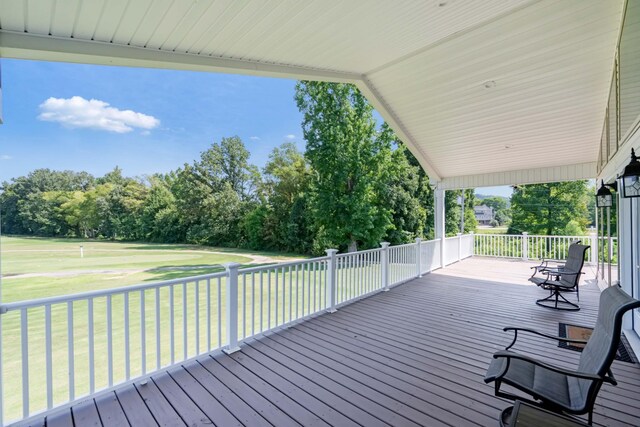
[[619, 148, 640, 198], [596, 180, 614, 208]]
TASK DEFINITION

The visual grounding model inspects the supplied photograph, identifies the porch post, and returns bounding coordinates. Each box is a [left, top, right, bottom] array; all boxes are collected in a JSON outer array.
[[415, 237, 422, 277], [381, 242, 390, 291], [457, 233, 462, 262], [435, 188, 446, 268], [223, 262, 241, 354], [589, 232, 598, 266], [325, 249, 338, 313], [522, 232, 528, 261]]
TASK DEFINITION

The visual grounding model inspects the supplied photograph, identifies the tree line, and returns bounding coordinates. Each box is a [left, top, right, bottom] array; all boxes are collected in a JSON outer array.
[[0, 82, 476, 255]]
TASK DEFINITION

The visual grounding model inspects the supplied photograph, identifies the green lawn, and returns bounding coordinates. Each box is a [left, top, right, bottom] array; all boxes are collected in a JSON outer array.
[[0, 236, 319, 421], [474, 227, 509, 234], [0, 236, 311, 302]]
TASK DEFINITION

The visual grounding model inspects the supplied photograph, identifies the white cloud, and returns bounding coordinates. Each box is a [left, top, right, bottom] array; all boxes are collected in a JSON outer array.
[[38, 96, 160, 134], [0, 154, 11, 160], [249, 136, 260, 141], [284, 134, 296, 140]]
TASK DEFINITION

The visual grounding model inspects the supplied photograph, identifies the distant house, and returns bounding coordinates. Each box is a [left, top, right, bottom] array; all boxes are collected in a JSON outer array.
[[475, 205, 494, 225]]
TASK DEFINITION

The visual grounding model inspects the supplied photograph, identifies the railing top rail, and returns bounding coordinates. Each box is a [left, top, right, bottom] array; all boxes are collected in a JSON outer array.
[[239, 256, 329, 273], [335, 248, 381, 258], [476, 233, 591, 239], [420, 238, 440, 245], [387, 243, 415, 249], [1, 270, 228, 312]]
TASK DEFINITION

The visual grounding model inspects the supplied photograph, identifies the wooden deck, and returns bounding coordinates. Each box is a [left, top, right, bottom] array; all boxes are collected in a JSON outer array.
[[28, 258, 640, 426]]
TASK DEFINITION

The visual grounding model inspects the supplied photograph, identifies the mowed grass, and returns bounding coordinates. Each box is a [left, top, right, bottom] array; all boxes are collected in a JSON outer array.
[[0, 236, 306, 302], [475, 227, 508, 234], [0, 236, 312, 422]]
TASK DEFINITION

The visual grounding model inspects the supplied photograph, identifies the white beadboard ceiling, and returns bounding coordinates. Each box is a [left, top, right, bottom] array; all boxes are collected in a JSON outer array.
[[0, 0, 625, 187]]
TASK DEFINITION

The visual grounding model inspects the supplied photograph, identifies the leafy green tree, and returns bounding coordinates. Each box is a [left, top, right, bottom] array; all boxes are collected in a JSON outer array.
[[478, 196, 511, 226], [194, 136, 260, 201], [139, 175, 181, 242], [0, 169, 94, 234], [261, 142, 313, 252], [295, 81, 393, 252], [445, 189, 477, 236], [382, 129, 430, 244], [508, 181, 590, 235]]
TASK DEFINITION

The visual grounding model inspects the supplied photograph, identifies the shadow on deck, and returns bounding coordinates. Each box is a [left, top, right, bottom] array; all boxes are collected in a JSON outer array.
[[31, 258, 640, 426]]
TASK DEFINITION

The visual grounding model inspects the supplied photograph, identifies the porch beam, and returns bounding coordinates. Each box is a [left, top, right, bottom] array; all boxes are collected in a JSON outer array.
[[0, 31, 361, 84], [438, 162, 596, 190]]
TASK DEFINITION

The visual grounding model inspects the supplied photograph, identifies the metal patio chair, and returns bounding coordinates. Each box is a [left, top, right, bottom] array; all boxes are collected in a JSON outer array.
[[529, 243, 589, 311], [484, 285, 640, 426], [529, 240, 581, 278]]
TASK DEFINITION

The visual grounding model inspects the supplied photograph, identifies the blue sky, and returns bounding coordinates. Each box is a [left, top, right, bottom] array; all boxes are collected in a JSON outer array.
[[0, 59, 306, 183], [0, 58, 510, 197]]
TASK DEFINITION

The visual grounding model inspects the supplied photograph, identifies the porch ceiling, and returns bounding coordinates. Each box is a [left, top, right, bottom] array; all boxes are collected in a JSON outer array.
[[0, 0, 624, 185]]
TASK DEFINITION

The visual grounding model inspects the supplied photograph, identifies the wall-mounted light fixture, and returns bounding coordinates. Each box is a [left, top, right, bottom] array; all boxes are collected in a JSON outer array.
[[619, 148, 640, 198], [596, 180, 617, 208]]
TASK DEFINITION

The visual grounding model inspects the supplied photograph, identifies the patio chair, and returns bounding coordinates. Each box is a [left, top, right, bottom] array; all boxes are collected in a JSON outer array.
[[484, 285, 640, 426], [529, 240, 581, 278], [529, 243, 589, 311]]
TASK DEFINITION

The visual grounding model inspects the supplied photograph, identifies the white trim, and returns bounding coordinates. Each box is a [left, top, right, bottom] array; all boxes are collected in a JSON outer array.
[[598, 125, 640, 182], [0, 31, 360, 84], [623, 328, 640, 362], [438, 162, 596, 190]]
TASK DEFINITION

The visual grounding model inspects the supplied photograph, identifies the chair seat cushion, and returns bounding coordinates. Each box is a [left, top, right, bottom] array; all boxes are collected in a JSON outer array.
[[485, 355, 578, 410]]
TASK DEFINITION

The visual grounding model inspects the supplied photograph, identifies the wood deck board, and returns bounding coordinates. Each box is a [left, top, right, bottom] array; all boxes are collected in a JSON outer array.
[[28, 258, 640, 427], [43, 410, 73, 427], [113, 386, 157, 427], [167, 366, 243, 427], [70, 400, 102, 427], [94, 392, 129, 427], [134, 379, 185, 426], [151, 372, 212, 427]]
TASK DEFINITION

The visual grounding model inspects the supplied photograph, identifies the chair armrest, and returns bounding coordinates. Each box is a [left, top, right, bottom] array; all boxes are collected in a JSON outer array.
[[492, 350, 612, 383], [503, 326, 588, 350]]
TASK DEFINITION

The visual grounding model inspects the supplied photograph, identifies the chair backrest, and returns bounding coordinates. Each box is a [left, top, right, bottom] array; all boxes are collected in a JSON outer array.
[[559, 243, 589, 287], [570, 286, 640, 408]]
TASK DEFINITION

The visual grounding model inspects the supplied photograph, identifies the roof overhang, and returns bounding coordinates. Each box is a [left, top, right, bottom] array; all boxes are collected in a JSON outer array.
[[0, 0, 625, 187]]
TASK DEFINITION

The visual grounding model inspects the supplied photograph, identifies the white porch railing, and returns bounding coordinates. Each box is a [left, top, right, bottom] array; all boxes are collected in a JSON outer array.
[[0, 231, 615, 424], [473, 233, 616, 264], [2, 236, 474, 425]]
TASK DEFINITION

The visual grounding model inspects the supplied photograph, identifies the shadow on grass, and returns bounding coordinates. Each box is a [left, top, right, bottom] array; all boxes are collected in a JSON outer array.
[[142, 263, 277, 282]]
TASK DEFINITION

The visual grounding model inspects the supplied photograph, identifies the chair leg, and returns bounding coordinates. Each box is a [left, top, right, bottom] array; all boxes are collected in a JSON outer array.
[[536, 289, 580, 311]]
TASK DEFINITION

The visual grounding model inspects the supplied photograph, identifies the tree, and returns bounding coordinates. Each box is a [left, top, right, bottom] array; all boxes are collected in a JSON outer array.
[[295, 81, 393, 252], [382, 129, 430, 244], [445, 189, 477, 236], [508, 181, 590, 235], [478, 196, 511, 226], [0, 169, 95, 235], [193, 136, 260, 201], [261, 142, 313, 252]]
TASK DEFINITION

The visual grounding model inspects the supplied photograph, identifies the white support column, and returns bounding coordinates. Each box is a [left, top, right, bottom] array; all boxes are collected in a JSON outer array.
[[589, 232, 598, 266], [435, 188, 446, 268], [415, 238, 422, 277], [457, 233, 462, 262], [381, 242, 390, 291], [607, 206, 612, 286], [522, 232, 529, 261], [223, 262, 241, 354], [325, 249, 338, 313], [470, 232, 475, 256]]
